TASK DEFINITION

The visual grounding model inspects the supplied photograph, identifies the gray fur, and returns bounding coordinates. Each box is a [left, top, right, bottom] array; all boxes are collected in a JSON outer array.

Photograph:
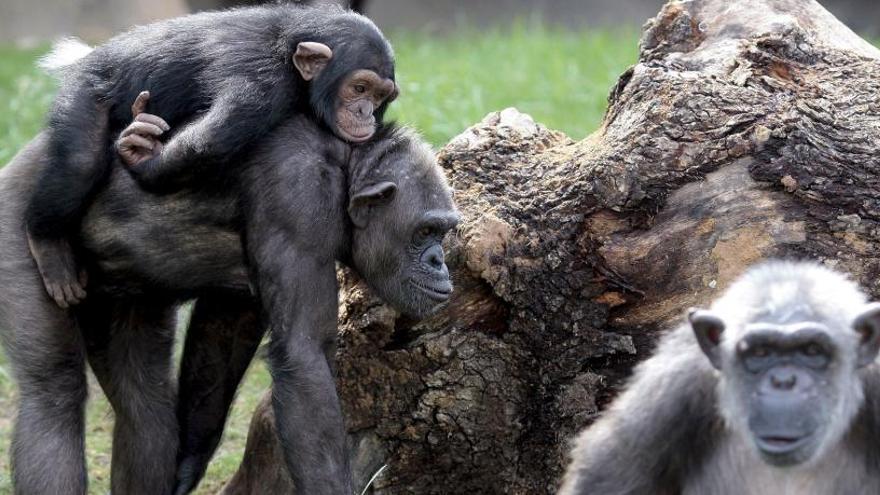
[[559, 261, 880, 495]]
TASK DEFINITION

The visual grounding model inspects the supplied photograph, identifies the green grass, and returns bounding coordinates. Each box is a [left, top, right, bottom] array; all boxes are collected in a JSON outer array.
[[0, 24, 638, 494], [0, 46, 56, 165], [388, 23, 640, 144]]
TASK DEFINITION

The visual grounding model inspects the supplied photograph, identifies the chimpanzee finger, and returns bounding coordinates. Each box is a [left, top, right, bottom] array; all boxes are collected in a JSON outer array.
[[119, 134, 155, 152], [121, 121, 165, 138], [78, 269, 88, 288], [59, 284, 77, 308], [70, 283, 86, 302], [49, 285, 69, 309], [135, 112, 171, 132], [131, 91, 150, 117]]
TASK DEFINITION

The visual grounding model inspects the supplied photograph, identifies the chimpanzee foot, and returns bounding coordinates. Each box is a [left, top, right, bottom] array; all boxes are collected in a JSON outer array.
[[26, 233, 87, 309], [173, 455, 207, 495]]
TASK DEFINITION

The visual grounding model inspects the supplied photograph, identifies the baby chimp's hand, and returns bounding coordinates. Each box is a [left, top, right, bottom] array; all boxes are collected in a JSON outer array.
[[116, 91, 170, 167]]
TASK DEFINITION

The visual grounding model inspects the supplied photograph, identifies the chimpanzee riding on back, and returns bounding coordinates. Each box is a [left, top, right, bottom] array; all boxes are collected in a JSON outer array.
[[26, 3, 399, 308]]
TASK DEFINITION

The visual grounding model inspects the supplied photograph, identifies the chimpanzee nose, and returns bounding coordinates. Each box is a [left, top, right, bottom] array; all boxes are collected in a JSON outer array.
[[421, 245, 447, 274], [356, 100, 373, 118], [769, 369, 797, 391]]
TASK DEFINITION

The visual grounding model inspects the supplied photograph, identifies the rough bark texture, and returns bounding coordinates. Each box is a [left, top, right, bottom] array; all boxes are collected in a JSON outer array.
[[223, 1, 880, 493]]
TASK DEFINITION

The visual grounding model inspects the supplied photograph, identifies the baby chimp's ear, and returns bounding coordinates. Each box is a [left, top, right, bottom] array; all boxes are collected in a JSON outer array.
[[293, 42, 333, 81]]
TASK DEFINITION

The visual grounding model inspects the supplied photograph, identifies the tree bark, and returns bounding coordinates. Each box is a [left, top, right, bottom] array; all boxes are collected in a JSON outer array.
[[222, 0, 880, 493]]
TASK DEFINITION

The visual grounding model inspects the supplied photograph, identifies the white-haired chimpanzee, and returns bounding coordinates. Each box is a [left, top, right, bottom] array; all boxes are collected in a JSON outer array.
[[25, 3, 398, 309], [0, 104, 455, 493], [559, 261, 880, 495]]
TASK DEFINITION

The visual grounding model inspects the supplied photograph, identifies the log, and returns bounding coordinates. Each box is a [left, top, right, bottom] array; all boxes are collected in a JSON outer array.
[[221, 1, 880, 493]]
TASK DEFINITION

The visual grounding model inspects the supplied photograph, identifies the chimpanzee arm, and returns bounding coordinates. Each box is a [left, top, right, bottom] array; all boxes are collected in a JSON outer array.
[[558, 327, 719, 495], [247, 236, 353, 495], [130, 79, 284, 190]]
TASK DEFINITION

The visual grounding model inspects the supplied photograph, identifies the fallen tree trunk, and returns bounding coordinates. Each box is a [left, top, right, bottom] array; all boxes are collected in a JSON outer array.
[[222, 1, 880, 493]]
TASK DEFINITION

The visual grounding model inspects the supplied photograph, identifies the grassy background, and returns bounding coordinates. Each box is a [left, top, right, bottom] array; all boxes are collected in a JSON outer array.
[[0, 24, 638, 493]]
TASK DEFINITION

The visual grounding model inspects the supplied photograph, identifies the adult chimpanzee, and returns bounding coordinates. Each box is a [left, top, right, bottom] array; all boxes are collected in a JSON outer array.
[[559, 261, 880, 495], [0, 111, 456, 494], [26, 3, 398, 309]]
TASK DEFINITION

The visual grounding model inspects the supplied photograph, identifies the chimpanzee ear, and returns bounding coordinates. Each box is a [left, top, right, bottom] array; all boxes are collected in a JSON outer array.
[[388, 81, 400, 102], [294, 42, 333, 81], [854, 302, 880, 367], [348, 181, 397, 228], [689, 308, 725, 370]]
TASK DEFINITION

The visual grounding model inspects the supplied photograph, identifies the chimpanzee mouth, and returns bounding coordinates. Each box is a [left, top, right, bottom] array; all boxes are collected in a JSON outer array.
[[755, 434, 812, 457], [409, 280, 452, 302], [339, 121, 375, 142], [347, 128, 373, 141]]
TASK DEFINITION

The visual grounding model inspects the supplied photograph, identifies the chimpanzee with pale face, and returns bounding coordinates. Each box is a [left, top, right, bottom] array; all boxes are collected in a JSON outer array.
[[25, 3, 398, 309], [560, 261, 880, 495]]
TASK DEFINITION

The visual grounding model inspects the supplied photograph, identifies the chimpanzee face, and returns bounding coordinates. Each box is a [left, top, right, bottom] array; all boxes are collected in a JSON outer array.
[[348, 134, 459, 318], [293, 40, 398, 144]]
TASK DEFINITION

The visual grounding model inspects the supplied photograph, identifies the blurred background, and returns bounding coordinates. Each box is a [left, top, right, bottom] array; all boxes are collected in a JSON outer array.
[[2, 0, 880, 43], [0, 1, 876, 493]]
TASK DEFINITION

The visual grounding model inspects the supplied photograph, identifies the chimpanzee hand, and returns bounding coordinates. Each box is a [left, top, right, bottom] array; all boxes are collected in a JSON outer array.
[[26, 233, 88, 309], [116, 91, 170, 168]]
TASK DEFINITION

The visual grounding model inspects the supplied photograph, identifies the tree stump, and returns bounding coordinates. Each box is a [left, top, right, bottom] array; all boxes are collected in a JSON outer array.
[[221, 1, 880, 493]]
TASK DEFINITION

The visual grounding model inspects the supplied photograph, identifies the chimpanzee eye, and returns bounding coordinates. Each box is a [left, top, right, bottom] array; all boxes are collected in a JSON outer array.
[[418, 227, 432, 238], [742, 345, 774, 373], [799, 342, 831, 369], [354, 84, 367, 94], [804, 343, 822, 356]]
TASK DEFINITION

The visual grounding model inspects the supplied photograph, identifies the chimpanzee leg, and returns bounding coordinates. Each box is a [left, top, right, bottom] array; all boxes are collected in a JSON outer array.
[[79, 296, 179, 495], [6, 305, 88, 495], [174, 293, 265, 495], [0, 153, 89, 494], [25, 89, 110, 309]]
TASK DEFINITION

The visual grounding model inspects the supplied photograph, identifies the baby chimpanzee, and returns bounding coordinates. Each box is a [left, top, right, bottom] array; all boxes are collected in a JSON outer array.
[[27, 3, 398, 307]]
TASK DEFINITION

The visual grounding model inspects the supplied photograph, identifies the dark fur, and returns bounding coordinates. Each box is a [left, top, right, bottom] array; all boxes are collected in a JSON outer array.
[[559, 262, 880, 495], [350, 0, 368, 13], [175, 294, 264, 495], [0, 116, 456, 494], [24, 3, 395, 305]]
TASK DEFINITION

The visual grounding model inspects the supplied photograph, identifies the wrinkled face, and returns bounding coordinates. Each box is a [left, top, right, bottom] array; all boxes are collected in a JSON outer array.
[[348, 140, 459, 318], [691, 305, 880, 467], [334, 69, 398, 143]]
